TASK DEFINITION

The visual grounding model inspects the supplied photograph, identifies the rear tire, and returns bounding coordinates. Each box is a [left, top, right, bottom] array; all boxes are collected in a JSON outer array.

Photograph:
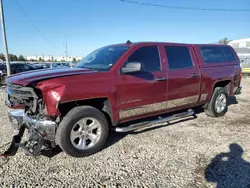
[[56, 106, 109, 157], [204, 87, 228, 117]]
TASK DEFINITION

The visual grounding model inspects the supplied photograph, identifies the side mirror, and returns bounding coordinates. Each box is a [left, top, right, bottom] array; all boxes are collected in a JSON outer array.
[[121, 62, 142, 74]]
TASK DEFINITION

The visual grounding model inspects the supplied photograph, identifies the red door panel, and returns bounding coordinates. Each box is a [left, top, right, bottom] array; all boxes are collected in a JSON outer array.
[[115, 45, 168, 121], [163, 45, 201, 110], [116, 71, 167, 117]]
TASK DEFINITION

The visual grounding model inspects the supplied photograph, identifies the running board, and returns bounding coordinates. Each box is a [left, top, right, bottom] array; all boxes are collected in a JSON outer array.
[[115, 109, 195, 133]]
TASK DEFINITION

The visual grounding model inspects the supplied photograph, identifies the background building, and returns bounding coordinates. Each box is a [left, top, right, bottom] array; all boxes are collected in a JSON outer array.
[[26, 55, 53, 61], [228, 38, 250, 49], [26, 55, 83, 62], [228, 38, 250, 67]]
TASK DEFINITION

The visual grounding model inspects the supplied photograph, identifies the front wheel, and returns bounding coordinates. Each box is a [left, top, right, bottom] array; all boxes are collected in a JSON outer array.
[[204, 87, 228, 117], [56, 106, 109, 157]]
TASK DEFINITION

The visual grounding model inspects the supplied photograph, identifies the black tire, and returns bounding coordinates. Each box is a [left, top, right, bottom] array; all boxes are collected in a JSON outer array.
[[56, 106, 109, 157], [204, 87, 228, 117]]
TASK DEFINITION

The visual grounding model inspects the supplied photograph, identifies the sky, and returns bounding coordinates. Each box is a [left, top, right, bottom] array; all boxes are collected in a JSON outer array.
[[0, 0, 249, 57]]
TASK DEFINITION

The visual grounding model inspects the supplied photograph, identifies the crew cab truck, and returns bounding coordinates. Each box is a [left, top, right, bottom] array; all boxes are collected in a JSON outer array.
[[2, 41, 242, 158]]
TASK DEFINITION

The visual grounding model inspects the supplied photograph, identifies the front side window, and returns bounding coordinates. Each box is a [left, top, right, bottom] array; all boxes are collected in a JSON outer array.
[[125, 46, 161, 72], [165, 46, 193, 70], [75, 46, 129, 71]]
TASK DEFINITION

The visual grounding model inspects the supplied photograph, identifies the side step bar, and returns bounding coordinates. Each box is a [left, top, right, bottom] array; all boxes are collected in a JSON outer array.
[[115, 109, 194, 133]]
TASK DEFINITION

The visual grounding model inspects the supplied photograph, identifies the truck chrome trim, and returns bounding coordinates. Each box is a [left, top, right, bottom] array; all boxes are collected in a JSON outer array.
[[167, 95, 199, 109], [200, 93, 208, 101], [23, 115, 57, 142], [6, 83, 38, 99], [7, 109, 57, 142], [119, 95, 199, 119], [6, 83, 38, 112], [119, 101, 168, 119], [8, 109, 25, 129], [116, 109, 194, 132]]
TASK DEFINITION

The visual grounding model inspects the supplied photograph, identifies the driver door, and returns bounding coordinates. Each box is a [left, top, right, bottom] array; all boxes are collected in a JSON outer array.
[[116, 45, 167, 121]]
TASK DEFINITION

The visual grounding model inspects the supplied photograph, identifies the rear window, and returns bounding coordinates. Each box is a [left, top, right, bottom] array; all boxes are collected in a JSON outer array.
[[200, 46, 235, 63]]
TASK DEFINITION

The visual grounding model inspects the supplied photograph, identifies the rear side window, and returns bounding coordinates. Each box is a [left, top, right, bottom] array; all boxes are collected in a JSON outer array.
[[126, 46, 161, 72], [223, 47, 235, 61], [165, 46, 193, 70], [200, 46, 235, 63]]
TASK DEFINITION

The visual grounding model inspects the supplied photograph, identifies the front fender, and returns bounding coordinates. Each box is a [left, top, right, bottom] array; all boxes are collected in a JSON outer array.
[[36, 82, 66, 117]]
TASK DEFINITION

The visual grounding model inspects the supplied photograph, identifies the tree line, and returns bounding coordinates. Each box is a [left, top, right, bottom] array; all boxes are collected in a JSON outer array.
[[0, 53, 26, 61], [218, 37, 231, 44]]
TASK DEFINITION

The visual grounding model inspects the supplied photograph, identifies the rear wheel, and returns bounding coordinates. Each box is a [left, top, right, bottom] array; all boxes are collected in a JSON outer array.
[[204, 87, 228, 117], [56, 106, 109, 157]]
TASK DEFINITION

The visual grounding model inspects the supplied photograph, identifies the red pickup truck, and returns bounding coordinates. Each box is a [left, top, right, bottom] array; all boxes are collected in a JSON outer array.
[[3, 41, 242, 157]]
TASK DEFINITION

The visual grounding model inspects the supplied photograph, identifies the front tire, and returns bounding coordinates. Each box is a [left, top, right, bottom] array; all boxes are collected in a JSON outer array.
[[56, 106, 109, 157], [204, 87, 228, 117]]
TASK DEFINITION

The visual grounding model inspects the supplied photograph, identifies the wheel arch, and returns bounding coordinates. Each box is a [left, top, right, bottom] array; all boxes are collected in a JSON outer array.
[[209, 79, 232, 100], [58, 97, 114, 126]]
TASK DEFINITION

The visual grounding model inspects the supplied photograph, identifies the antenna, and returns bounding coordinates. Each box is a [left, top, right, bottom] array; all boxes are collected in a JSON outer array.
[[126, 40, 132, 45]]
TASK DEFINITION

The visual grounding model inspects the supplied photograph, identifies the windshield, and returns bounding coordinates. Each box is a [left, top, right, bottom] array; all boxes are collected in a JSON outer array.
[[75, 46, 129, 71]]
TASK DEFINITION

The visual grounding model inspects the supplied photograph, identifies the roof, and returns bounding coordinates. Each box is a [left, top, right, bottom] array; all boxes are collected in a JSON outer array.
[[106, 41, 228, 48]]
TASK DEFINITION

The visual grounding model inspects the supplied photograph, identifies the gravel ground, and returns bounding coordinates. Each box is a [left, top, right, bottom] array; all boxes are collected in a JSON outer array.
[[0, 79, 250, 188]]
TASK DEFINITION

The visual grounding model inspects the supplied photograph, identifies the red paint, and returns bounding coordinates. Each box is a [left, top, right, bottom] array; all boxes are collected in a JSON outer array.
[[6, 42, 241, 124]]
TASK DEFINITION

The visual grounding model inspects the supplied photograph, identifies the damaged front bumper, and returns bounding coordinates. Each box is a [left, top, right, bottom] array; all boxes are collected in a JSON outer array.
[[1, 109, 57, 157]]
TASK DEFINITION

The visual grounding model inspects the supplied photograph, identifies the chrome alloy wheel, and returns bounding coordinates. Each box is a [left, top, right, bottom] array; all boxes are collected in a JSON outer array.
[[70, 117, 102, 150], [215, 93, 227, 113]]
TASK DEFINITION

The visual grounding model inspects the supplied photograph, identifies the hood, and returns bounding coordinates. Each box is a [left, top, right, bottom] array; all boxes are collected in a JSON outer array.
[[6, 67, 97, 86]]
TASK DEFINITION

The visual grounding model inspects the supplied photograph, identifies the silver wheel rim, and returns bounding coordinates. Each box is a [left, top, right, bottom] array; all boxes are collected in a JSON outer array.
[[70, 117, 102, 150], [215, 93, 227, 113]]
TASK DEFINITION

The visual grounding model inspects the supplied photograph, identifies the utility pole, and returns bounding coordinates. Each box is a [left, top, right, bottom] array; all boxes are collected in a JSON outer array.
[[65, 33, 68, 62], [0, 0, 10, 76]]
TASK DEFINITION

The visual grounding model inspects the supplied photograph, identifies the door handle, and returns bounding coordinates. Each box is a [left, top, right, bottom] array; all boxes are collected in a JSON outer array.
[[191, 73, 200, 78], [155, 77, 167, 81]]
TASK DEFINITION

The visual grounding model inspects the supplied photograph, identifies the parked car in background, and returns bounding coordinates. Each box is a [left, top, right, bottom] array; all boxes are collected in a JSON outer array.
[[33, 63, 51, 69], [69, 62, 78, 68], [49, 62, 70, 68], [0, 63, 43, 84], [4, 41, 242, 158], [9, 63, 43, 74]]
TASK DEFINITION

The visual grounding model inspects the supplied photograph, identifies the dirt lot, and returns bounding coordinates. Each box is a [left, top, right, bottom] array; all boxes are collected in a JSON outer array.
[[0, 79, 250, 188]]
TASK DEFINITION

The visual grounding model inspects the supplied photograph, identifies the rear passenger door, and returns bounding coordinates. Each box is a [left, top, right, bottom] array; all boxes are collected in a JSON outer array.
[[164, 45, 201, 109]]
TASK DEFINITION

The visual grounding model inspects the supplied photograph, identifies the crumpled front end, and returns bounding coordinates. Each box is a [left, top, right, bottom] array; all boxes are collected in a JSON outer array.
[[2, 83, 58, 157]]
